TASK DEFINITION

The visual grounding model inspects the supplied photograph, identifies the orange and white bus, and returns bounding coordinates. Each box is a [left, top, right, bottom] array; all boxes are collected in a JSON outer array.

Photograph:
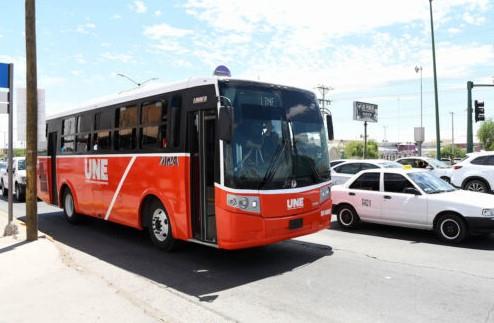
[[37, 77, 333, 250]]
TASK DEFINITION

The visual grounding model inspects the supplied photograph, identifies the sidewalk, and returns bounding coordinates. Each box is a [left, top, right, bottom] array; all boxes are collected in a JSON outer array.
[[0, 210, 230, 323]]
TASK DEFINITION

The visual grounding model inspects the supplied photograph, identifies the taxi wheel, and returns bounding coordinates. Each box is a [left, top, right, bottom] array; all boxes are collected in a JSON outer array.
[[337, 205, 360, 229], [435, 214, 467, 243], [146, 199, 177, 251], [62, 189, 81, 224]]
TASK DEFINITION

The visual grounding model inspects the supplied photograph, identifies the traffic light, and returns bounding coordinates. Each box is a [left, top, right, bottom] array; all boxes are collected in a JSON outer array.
[[475, 100, 485, 122]]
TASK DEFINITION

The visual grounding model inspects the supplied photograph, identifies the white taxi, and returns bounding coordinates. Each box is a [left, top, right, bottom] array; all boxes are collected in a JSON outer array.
[[331, 168, 494, 243]]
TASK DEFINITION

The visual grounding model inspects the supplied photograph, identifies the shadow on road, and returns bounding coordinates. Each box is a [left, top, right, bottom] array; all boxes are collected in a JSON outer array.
[[20, 211, 333, 302], [329, 219, 494, 250]]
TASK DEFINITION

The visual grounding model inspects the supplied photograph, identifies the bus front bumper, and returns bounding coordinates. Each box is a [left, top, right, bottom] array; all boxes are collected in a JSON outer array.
[[215, 207, 331, 250]]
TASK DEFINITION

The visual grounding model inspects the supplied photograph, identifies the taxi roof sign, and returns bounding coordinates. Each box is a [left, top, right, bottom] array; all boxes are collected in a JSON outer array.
[[402, 164, 413, 170]]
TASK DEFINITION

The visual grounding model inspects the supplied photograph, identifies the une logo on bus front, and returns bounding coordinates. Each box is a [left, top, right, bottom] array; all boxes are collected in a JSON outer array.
[[84, 158, 108, 183], [287, 198, 304, 210]]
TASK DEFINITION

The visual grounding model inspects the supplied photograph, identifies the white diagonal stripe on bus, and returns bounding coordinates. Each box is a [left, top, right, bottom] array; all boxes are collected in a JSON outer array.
[[104, 156, 136, 221]]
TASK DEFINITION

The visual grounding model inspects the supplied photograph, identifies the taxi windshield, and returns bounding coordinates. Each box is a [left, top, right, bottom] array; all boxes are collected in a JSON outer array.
[[408, 172, 455, 194]]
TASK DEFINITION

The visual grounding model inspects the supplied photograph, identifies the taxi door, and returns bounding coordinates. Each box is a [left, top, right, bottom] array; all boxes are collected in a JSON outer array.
[[347, 172, 382, 220], [381, 173, 427, 227]]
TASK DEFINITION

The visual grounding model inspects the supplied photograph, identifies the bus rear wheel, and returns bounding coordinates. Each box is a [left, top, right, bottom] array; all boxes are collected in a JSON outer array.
[[62, 189, 81, 224], [146, 199, 176, 251]]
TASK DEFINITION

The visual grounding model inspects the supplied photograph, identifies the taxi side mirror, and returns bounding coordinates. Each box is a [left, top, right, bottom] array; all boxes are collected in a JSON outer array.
[[403, 187, 420, 195]]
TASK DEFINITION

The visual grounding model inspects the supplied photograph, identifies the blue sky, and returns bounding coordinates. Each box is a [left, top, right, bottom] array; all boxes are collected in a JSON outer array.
[[0, 0, 493, 144]]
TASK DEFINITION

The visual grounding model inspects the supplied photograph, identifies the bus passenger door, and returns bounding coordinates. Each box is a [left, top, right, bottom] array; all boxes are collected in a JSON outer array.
[[188, 109, 217, 243], [47, 132, 58, 205]]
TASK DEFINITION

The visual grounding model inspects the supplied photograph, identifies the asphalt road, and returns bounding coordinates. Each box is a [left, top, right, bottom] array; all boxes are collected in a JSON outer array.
[[1, 196, 494, 323]]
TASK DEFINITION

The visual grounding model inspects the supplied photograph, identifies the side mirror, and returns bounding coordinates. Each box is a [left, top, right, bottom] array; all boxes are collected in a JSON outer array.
[[425, 165, 433, 170], [326, 114, 334, 141], [218, 106, 232, 142], [403, 187, 420, 195]]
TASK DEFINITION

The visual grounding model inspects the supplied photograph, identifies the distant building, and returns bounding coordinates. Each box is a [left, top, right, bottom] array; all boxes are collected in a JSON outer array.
[[11, 88, 46, 149]]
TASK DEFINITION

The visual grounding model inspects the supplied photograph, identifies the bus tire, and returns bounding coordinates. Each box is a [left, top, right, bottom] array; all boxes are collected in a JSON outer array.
[[146, 199, 176, 251], [337, 204, 360, 229], [62, 188, 81, 224], [434, 213, 467, 244]]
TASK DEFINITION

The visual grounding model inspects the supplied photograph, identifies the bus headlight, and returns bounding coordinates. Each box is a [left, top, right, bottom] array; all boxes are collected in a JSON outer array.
[[227, 194, 260, 213], [482, 209, 494, 217], [320, 185, 331, 203]]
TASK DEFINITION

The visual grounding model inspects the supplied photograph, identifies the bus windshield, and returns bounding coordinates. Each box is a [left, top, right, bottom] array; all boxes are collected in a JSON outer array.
[[220, 81, 330, 190]]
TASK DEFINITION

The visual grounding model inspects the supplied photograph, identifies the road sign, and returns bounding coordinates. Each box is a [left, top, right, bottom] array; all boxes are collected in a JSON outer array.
[[0, 63, 9, 88], [353, 101, 378, 123]]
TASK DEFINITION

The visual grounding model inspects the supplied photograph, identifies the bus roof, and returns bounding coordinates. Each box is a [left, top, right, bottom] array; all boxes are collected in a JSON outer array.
[[47, 77, 218, 121], [47, 77, 312, 121]]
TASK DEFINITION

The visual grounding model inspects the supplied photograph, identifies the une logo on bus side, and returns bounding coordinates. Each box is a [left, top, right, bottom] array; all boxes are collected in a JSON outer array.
[[287, 198, 304, 210], [84, 158, 108, 182]]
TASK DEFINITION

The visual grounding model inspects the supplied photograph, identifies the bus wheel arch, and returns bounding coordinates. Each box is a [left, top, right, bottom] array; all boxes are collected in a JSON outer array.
[[140, 195, 177, 251]]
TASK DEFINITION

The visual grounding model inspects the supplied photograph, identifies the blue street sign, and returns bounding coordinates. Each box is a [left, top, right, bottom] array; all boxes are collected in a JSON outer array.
[[0, 63, 9, 88]]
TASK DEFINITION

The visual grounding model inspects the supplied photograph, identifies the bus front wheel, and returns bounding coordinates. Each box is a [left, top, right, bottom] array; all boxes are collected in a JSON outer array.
[[146, 199, 176, 251], [62, 189, 81, 224]]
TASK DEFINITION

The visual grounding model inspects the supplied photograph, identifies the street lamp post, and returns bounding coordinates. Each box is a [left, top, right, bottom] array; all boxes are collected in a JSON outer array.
[[415, 65, 423, 156], [429, 0, 441, 160]]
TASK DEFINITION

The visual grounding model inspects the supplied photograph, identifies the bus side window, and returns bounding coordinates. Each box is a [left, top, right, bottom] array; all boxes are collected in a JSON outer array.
[[169, 94, 182, 148], [94, 110, 114, 151], [61, 117, 76, 153], [115, 105, 138, 150], [141, 99, 168, 149]]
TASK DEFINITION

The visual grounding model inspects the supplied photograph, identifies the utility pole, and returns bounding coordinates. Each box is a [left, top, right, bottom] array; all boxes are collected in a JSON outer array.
[[429, 0, 441, 160], [316, 84, 333, 113], [25, 0, 38, 241], [450, 112, 454, 157]]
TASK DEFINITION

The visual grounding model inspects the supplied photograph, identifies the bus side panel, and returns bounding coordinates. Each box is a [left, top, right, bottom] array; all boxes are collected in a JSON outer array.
[[57, 156, 101, 216], [36, 157, 51, 203], [109, 155, 190, 240]]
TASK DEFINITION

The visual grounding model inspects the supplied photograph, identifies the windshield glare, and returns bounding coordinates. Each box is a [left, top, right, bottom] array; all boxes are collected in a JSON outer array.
[[408, 172, 455, 194], [426, 158, 450, 169], [221, 81, 330, 190], [378, 161, 403, 168]]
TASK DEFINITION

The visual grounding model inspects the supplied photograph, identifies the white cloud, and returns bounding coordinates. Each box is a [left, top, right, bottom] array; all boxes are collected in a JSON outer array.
[[143, 23, 192, 39], [131, 1, 147, 14], [154, 10, 162, 16], [101, 52, 134, 63], [111, 14, 122, 20], [76, 22, 96, 34], [74, 54, 87, 64]]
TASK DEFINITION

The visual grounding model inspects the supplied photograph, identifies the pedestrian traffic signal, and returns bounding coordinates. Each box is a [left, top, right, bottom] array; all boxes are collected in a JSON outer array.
[[475, 100, 485, 122]]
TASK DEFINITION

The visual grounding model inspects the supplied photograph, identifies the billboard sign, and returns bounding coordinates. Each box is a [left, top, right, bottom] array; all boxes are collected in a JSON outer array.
[[0, 63, 9, 89], [353, 101, 378, 123]]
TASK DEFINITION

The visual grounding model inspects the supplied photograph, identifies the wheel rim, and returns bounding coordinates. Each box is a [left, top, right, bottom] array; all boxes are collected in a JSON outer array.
[[152, 208, 169, 242], [65, 193, 74, 218], [339, 209, 354, 226], [440, 219, 461, 240], [467, 182, 485, 192]]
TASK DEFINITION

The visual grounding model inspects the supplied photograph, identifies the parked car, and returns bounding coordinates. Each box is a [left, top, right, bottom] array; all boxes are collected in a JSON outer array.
[[0, 161, 6, 176], [330, 159, 347, 168], [332, 168, 494, 243], [0, 157, 27, 201], [331, 159, 402, 185], [395, 156, 452, 182], [450, 152, 494, 193]]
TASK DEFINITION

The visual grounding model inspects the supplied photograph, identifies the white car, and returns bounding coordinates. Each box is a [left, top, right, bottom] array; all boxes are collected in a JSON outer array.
[[450, 151, 494, 193], [0, 157, 27, 201], [332, 168, 494, 243], [395, 156, 452, 182], [331, 159, 402, 185]]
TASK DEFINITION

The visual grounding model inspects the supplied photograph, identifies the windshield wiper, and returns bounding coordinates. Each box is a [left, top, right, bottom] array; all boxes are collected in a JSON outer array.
[[258, 138, 289, 190]]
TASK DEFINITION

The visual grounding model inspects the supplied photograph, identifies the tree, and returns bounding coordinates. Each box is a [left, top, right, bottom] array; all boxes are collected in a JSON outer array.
[[477, 119, 494, 150], [440, 144, 466, 159], [344, 140, 379, 159]]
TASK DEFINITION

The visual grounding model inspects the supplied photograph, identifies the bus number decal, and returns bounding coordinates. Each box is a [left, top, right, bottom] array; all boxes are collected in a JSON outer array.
[[160, 156, 179, 167], [84, 158, 109, 183]]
